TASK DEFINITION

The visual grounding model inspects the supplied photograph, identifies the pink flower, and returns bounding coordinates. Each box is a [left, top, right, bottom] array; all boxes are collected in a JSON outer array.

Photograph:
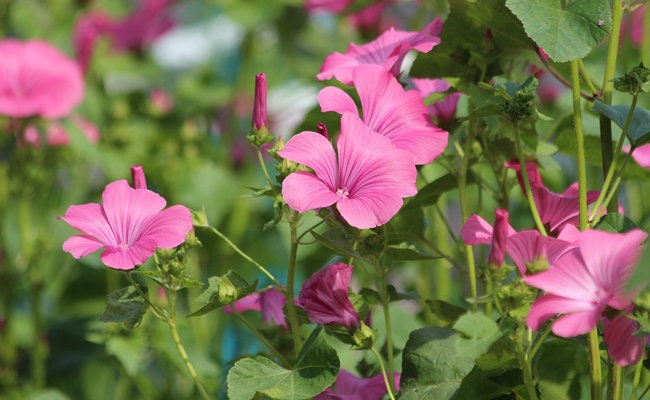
[[22, 116, 99, 147], [149, 88, 174, 114], [223, 288, 288, 328], [278, 112, 417, 229], [621, 4, 648, 47], [252, 73, 268, 132], [298, 262, 361, 330], [525, 229, 647, 337], [318, 65, 448, 165], [317, 18, 443, 85], [505, 160, 599, 234], [628, 143, 650, 169], [60, 174, 193, 270], [506, 230, 575, 275], [314, 369, 400, 400], [411, 78, 461, 126], [72, 10, 115, 73], [461, 209, 516, 267], [0, 39, 83, 119], [603, 313, 648, 366]]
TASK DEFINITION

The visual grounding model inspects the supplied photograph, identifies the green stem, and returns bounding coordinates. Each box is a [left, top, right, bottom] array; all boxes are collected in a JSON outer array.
[[588, 328, 603, 400], [167, 289, 211, 400], [29, 277, 46, 388], [256, 147, 277, 197], [609, 362, 622, 400], [590, 94, 638, 225], [286, 218, 303, 355], [529, 325, 552, 360], [571, 60, 589, 230], [631, 357, 644, 400], [231, 308, 289, 366], [512, 123, 548, 236], [600, 0, 624, 211], [459, 128, 479, 309], [206, 225, 282, 288], [125, 272, 167, 321], [371, 346, 396, 400], [377, 267, 395, 389], [579, 59, 599, 96], [516, 325, 539, 400]]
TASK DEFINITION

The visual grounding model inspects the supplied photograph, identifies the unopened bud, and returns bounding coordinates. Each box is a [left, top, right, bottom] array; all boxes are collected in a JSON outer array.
[[130, 165, 147, 190]]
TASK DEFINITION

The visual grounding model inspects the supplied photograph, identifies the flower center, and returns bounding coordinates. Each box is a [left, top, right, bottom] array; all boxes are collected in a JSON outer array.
[[118, 242, 130, 251], [336, 187, 350, 198]]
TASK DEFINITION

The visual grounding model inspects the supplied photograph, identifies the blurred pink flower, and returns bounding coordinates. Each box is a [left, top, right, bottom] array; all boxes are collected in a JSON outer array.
[[22, 116, 99, 147], [318, 65, 448, 165], [298, 262, 361, 330], [317, 18, 442, 85], [223, 288, 288, 328], [0, 39, 83, 119], [411, 78, 461, 126], [621, 4, 648, 47], [603, 313, 648, 367], [527, 64, 565, 103], [60, 175, 192, 270], [627, 143, 650, 169], [149, 88, 174, 114], [278, 112, 417, 229], [525, 229, 647, 337], [314, 369, 400, 400], [73, 0, 175, 71], [505, 160, 599, 234]]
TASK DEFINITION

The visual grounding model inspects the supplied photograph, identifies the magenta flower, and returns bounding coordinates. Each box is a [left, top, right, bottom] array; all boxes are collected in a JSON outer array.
[[0, 39, 83, 119], [297, 262, 361, 331], [525, 229, 647, 337], [411, 78, 461, 127], [505, 160, 599, 234], [278, 112, 417, 229], [223, 288, 288, 328], [60, 177, 193, 270], [252, 73, 268, 132], [317, 18, 443, 85], [314, 369, 400, 400], [318, 65, 448, 165], [603, 314, 648, 366], [461, 209, 516, 267]]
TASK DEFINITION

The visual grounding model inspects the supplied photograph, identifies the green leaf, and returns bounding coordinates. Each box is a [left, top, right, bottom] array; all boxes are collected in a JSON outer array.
[[385, 239, 440, 261], [101, 286, 148, 329], [405, 173, 475, 210], [506, 0, 611, 62], [453, 312, 502, 361], [536, 339, 588, 400], [475, 336, 520, 372], [227, 326, 339, 400], [425, 299, 467, 325], [187, 271, 257, 317], [400, 327, 474, 400], [311, 229, 363, 259], [595, 212, 638, 233], [592, 100, 650, 146], [456, 367, 515, 400]]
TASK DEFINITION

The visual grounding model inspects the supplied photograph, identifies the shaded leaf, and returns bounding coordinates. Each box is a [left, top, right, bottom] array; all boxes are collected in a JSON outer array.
[[227, 326, 339, 400], [101, 286, 148, 329], [506, 0, 611, 62], [405, 174, 475, 210], [425, 299, 467, 325], [592, 100, 650, 146], [595, 212, 638, 233], [187, 271, 257, 317], [311, 229, 363, 259]]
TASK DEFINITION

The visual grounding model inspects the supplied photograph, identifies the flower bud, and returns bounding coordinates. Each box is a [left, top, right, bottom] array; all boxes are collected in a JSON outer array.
[[130, 165, 147, 190], [247, 73, 274, 147]]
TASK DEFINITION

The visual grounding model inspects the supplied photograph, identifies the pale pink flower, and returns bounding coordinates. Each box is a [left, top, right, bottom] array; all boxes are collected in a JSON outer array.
[[317, 18, 443, 85], [603, 313, 648, 366], [278, 112, 417, 229], [525, 229, 647, 337], [60, 175, 193, 270], [505, 160, 599, 234], [318, 65, 448, 165], [0, 39, 83, 119], [223, 288, 288, 328], [411, 78, 461, 126], [297, 262, 361, 330], [314, 369, 400, 400]]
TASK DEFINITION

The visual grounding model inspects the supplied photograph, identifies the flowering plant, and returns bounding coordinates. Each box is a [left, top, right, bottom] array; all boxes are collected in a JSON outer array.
[[3, 1, 650, 400]]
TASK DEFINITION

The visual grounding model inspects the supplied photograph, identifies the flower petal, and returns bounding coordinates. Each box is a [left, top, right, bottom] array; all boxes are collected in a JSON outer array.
[[278, 131, 338, 190], [604, 314, 646, 366], [318, 86, 358, 115], [62, 235, 105, 258], [526, 293, 598, 335], [139, 204, 193, 249], [59, 203, 115, 246], [281, 171, 339, 213], [101, 237, 158, 270]]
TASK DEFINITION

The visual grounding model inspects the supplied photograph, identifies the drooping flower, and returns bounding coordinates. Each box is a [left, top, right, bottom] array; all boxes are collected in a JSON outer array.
[[317, 18, 443, 85], [0, 39, 83, 119], [278, 112, 417, 229], [505, 160, 599, 234], [411, 78, 461, 127], [314, 369, 400, 400], [603, 313, 648, 367], [297, 262, 361, 330], [318, 65, 448, 165], [60, 172, 193, 270], [525, 229, 647, 337], [461, 209, 516, 267], [223, 288, 288, 328]]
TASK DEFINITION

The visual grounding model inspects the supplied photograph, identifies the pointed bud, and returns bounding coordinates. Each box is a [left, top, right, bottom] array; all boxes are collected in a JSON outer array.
[[317, 122, 329, 139], [247, 73, 274, 147], [488, 209, 509, 267], [130, 165, 147, 189]]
